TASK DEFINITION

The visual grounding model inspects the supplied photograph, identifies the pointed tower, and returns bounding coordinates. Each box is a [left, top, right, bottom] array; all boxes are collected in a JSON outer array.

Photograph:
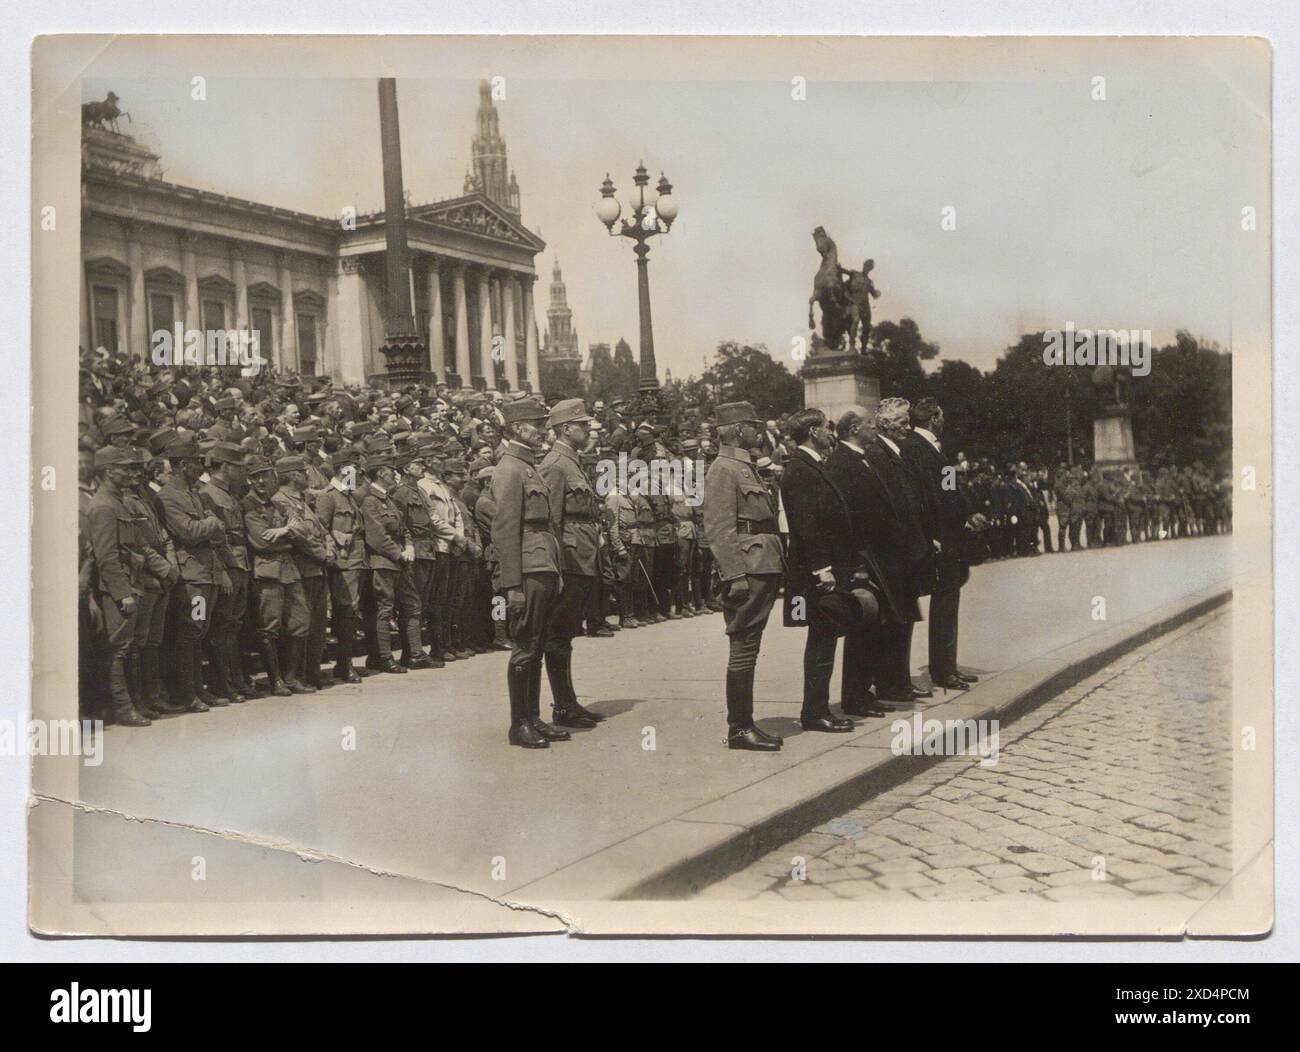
[[544, 259, 579, 362], [471, 79, 519, 212]]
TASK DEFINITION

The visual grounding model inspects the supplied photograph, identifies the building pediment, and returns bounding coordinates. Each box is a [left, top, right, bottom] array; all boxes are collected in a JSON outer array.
[[411, 194, 546, 254]]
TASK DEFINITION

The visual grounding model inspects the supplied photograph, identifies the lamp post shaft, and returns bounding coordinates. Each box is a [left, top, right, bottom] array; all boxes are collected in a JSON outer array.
[[634, 240, 657, 392]]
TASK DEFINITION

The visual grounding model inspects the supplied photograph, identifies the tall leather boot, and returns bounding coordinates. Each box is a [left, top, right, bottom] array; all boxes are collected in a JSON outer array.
[[195, 646, 226, 707], [401, 615, 434, 669], [528, 661, 570, 741], [507, 664, 548, 748], [139, 648, 182, 714], [332, 612, 362, 683], [433, 619, 458, 663], [227, 635, 258, 696], [726, 669, 778, 751], [619, 584, 640, 628], [174, 639, 210, 713], [259, 635, 293, 697], [283, 637, 317, 694], [304, 623, 328, 688], [491, 611, 511, 650], [211, 636, 245, 702], [123, 653, 156, 720], [109, 654, 151, 727], [546, 651, 604, 724], [546, 652, 597, 728]]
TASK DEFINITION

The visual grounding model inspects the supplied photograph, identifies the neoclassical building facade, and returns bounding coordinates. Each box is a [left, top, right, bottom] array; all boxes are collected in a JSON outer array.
[[80, 81, 546, 390]]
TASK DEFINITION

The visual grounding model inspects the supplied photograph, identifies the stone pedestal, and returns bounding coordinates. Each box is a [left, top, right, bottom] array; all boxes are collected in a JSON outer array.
[[1093, 409, 1137, 467], [801, 352, 881, 424]]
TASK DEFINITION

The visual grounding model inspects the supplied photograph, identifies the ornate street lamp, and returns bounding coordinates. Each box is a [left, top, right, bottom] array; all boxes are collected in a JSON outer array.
[[596, 163, 678, 395]]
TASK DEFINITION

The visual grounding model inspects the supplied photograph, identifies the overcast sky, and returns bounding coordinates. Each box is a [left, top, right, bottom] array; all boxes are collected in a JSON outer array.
[[81, 36, 1268, 379]]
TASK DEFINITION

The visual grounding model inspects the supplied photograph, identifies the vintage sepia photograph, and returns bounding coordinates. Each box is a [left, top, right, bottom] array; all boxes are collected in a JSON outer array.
[[28, 34, 1272, 937]]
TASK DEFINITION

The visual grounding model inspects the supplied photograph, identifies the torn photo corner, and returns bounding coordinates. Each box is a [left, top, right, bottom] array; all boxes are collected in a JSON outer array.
[[29, 34, 1272, 937]]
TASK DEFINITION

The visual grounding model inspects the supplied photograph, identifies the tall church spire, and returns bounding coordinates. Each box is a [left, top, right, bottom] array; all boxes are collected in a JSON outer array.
[[544, 259, 579, 362], [471, 79, 519, 213]]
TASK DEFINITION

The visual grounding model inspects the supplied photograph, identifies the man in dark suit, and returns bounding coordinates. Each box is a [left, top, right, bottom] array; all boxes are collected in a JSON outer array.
[[780, 408, 867, 731], [862, 397, 935, 704], [825, 407, 914, 714], [898, 398, 978, 691]]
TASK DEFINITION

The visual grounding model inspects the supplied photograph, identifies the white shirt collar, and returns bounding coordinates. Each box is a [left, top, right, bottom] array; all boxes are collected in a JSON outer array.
[[879, 435, 901, 456], [797, 444, 822, 463], [842, 440, 865, 455], [915, 427, 941, 453]]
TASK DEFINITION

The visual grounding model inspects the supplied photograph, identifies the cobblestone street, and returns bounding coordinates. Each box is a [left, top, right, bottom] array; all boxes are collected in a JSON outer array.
[[699, 608, 1233, 904]]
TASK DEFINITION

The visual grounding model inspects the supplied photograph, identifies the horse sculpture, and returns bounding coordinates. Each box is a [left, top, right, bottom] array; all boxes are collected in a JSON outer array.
[[82, 91, 131, 134], [809, 227, 881, 355], [808, 226, 851, 352]]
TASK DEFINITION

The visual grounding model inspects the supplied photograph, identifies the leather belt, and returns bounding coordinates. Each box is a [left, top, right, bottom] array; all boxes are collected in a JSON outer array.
[[523, 523, 551, 534], [736, 518, 779, 535]]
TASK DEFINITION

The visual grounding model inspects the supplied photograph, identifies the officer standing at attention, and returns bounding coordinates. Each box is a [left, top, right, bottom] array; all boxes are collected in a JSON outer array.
[[86, 446, 161, 726], [539, 398, 607, 729], [491, 399, 571, 749], [704, 402, 786, 752]]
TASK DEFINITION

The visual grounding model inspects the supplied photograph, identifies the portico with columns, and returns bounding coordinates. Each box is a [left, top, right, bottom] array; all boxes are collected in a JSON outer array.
[[80, 81, 546, 391]]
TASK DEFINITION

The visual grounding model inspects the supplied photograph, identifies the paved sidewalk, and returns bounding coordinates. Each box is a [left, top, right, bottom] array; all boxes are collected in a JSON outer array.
[[698, 607, 1232, 903], [59, 535, 1236, 925]]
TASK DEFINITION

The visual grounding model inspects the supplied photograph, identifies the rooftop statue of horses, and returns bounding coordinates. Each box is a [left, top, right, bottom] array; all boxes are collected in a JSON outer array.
[[82, 91, 131, 133]]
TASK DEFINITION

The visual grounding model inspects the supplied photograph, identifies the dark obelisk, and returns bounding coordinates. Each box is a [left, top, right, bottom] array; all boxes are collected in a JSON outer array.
[[376, 78, 426, 385]]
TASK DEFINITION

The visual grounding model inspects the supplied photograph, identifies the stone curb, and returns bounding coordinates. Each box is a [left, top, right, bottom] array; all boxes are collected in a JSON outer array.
[[511, 584, 1231, 903]]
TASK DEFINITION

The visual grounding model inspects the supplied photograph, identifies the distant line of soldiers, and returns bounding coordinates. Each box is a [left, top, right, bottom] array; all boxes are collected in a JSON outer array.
[[959, 460, 1231, 559]]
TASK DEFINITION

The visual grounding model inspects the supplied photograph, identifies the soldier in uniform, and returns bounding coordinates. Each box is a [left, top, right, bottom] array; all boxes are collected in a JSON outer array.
[[444, 457, 486, 657], [86, 446, 163, 726], [604, 482, 639, 629], [315, 448, 367, 683], [128, 452, 182, 715], [359, 450, 418, 675], [293, 426, 332, 508], [630, 489, 659, 623], [199, 443, 253, 701], [649, 485, 679, 621], [392, 448, 459, 669], [540, 399, 607, 728], [491, 398, 572, 748], [273, 455, 332, 689], [582, 450, 617, 637], [242, 457, 308, 696], [158, 438, 229, 711], [670, 476, 699, 616], [419, 452, 461, 663], [472, 465, 511, 650], [1123, 468, 1147, 544], [1082, 467, 1103, 548], [704, 401, 786, 752]]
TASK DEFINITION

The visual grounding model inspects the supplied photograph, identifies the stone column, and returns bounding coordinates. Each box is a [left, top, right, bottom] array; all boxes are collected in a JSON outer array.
[[277, 252, 298, 372], [231, 243, 249, 334], [426, 257, 446, 381], [180, 232, 199, 332], [79, 260, 92, 351], [502, 273, 519, 391], [452, 263, 469, 380], [522, 276, 540, 393], [333, 256, 368, 384], [124, 222, 148, 361], [477, 267, 494, 384]]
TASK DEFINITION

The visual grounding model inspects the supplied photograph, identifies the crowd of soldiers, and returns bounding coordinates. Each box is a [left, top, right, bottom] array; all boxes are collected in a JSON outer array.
[[958, 460, 1231, 560], [78, 348, 737, 733], [78, 344, 1231, 747]]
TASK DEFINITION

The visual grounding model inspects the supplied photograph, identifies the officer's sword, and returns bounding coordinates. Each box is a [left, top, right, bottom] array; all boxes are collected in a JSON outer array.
[[636, 556, 660, 607]]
